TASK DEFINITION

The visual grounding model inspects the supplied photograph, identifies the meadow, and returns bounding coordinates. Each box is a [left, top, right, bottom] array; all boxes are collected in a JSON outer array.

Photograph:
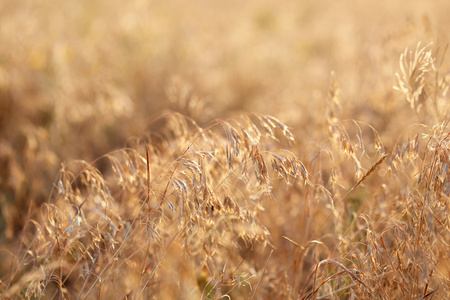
[[1, 0, 450, 299]]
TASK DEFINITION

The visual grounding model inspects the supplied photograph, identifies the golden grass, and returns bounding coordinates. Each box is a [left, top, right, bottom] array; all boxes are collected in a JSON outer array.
[[1, 1, 450, 299]]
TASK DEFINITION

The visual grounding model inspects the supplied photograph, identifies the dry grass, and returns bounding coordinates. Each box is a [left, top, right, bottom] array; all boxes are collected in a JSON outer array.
[[1, 1, 450, 299], [2, 113, 307, 299]]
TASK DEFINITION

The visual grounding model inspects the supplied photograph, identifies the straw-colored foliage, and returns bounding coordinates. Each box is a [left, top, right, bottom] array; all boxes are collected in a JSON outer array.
[[1, 1, 450, 299]]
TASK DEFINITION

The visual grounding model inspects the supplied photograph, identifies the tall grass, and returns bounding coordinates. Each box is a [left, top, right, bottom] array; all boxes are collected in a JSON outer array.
[[2, 113, 308, 298], [1, 1, 450, 299]]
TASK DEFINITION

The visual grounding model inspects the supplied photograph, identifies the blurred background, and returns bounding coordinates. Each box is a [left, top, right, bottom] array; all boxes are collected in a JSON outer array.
[[1, 0, 449, 243]]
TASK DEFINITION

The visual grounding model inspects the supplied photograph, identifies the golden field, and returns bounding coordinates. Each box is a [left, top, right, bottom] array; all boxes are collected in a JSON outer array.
[[1, 0, 450, 299]]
